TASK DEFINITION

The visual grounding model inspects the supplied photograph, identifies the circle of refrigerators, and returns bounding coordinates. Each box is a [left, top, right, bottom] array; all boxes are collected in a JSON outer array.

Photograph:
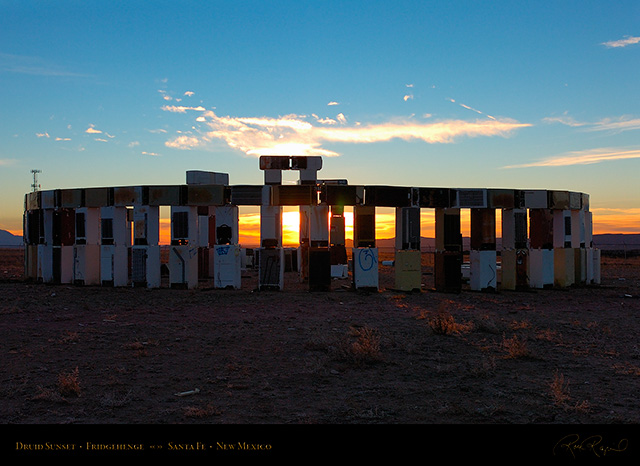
[[23, 156, 601, 293]]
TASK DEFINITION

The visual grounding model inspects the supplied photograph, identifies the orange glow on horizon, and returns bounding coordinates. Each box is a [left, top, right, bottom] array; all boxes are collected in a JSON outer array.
[[591, 209, 640, 235], [159, 218, 171, 245], [6, 208, 640, 245], [126, 210, 640, 247], [6, 229, 23, 237]]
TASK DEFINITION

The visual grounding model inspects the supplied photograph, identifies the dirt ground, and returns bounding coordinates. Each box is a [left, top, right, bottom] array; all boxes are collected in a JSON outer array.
[[1, 247, 639, 435]]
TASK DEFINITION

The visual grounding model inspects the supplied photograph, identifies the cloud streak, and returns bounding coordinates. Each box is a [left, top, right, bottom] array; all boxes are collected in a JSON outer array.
[[161, 105, 206, 113], [163, 108, 530, 157], [587, 117, 640, 133], [602, 36, 640, 48], [543, 114, 640, 133], [542, 115, 588, 127], [502, 147, 640, 168], [449, 98, 497, 120], [0, 52, 90, 77]]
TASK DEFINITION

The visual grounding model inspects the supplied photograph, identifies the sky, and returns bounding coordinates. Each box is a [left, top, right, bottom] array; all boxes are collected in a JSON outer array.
[[1, 0, 639, 245]]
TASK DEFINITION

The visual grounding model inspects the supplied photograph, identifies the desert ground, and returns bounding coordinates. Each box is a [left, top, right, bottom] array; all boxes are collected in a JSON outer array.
[[1, 247, 639, 457]]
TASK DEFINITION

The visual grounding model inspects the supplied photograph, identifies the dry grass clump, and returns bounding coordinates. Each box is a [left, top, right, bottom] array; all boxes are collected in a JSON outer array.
[[535, 328, 561, 342], [549, 370, 571, 406], [31, 386, 66, 403], [548, 369, 605, 414], [428, 311, 473, 336], [334, 325, 383, 365], [613, 362, 640, 376], [573, 400, 591, 413], [509, 320, 531, 331], [58, 331, 80, 344], [350, 326, 382, 360], [304, 325, 383, 367], [470, 355, 497, 378], [123, 339, 158, 357], [501, 334, 531, 359], [184, 404, 222, 418], [419, 300, 474, 336], [57, 367, 81, 397], [348, 326, 382, 362]]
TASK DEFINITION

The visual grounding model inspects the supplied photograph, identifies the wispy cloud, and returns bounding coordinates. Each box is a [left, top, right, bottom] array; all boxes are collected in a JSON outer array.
[[588, 117, 640, 133], [502, 147, 640, 168], [0, 52, 90, 77], [163, 107, 530, 157], [161, 105, 206, 113], [327, 101, 339, 106], [602, 36, 640, 48], [142, 151, 161, 157], [542, 114, 589, 127], [543, 113, 640, 133], [36, 132, 50, 138]]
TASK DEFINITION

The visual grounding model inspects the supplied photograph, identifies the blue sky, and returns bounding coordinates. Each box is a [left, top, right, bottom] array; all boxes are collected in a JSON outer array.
[[1, 0, 639, 237]]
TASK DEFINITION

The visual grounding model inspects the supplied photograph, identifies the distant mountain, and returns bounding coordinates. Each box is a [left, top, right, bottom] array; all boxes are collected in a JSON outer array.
[[0, 230, 23, 246], [592, 234, 640, 250]]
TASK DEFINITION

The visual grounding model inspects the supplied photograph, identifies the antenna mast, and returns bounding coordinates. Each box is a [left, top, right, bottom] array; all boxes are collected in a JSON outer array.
[[31, 169, 41, 192]]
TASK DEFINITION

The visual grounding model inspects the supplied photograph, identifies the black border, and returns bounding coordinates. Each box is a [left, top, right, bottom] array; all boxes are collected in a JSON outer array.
[[2, 423, 638, 461]]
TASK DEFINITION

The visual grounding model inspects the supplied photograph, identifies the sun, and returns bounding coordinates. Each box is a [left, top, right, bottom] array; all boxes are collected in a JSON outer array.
[[281, 208, 355, 247], [282, 209, 301, 246]]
